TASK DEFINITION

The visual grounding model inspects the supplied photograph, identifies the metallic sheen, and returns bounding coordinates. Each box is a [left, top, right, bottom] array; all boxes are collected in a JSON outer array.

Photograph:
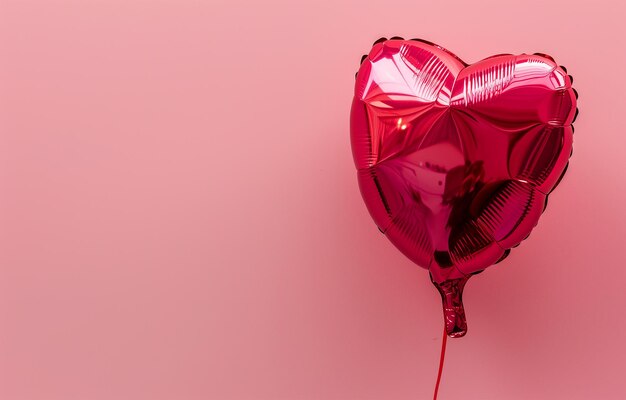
[[351, 38, 577, 337]]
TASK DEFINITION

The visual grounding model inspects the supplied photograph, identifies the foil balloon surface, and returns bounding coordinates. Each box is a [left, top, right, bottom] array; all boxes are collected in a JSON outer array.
[[350, 38, 577, 337]]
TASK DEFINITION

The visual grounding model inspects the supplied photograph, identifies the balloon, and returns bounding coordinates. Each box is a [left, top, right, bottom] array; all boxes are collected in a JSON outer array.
[[351, 38, 577, 337]]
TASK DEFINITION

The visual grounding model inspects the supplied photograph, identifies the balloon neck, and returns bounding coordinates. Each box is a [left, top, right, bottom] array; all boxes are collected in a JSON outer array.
[[432, 275, 471, 338]]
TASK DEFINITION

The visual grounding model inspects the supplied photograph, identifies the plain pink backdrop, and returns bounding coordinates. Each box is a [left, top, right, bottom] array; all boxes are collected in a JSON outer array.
[[1, 0, 625, 399]]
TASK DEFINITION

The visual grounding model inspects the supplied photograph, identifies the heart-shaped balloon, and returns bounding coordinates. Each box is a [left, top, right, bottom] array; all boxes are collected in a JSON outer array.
[[351, 38, 577, 337]]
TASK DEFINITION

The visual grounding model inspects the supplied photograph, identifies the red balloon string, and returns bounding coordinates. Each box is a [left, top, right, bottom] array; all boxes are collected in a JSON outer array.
[[433, 327, 448, 400]]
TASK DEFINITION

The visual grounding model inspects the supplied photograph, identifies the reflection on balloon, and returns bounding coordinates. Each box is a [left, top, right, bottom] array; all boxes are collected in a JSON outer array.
[[351, 38, 577, 337]]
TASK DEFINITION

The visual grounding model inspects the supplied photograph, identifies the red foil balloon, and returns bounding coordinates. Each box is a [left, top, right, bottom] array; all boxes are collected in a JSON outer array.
[[351, 38, 577, 337]]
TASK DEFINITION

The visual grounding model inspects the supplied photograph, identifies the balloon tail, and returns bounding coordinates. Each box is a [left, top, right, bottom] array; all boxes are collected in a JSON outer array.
[[433, 326, 448, 400], [432, 275, 470, 338]]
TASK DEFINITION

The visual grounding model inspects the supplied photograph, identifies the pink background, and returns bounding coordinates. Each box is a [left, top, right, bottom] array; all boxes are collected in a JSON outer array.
[[1, 0, 625, 399]]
